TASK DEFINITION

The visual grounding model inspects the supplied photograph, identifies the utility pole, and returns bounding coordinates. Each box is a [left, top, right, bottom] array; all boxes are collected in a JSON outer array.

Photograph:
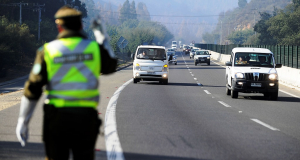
[[33, 3, 45, 41], [252, 8, 257, 37], [0, 2, 28, 25], [220, 21, 223, 45]]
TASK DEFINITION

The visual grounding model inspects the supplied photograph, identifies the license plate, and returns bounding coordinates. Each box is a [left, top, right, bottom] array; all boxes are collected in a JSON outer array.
[[251, 83, 261, 87], [147, 71, 155, 75], [200, 59, 205, 61]]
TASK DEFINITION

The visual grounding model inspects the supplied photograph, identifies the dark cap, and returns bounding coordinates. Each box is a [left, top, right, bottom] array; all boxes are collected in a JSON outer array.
[[54, 5, 82, 19]]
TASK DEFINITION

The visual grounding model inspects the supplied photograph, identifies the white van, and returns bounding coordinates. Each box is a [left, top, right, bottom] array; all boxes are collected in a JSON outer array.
[[132, 45, 169, 84], [225, 48, 282, 100]]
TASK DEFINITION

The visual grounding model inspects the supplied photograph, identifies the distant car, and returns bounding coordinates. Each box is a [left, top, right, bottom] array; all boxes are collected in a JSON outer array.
[[167, 51, 177, 65], [194, 50, 211, 66], [190, 48, 200, 59], [132, 45, 169, 84], [180, 44, 183, 49], [183, 45, 190, 55], [167, 48, 175, 55]]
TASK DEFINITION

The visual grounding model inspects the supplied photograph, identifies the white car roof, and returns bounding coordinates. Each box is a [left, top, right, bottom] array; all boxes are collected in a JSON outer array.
[[138, 45, 165, 49], [232, 47, 272, 54]]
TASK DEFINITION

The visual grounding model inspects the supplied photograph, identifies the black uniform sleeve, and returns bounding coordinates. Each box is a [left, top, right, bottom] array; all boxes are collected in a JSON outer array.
[[99, 44, 118, 74], [23, 47, 48, 100]]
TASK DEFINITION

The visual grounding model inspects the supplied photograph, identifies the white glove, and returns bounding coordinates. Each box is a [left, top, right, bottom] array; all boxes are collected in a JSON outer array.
[[92, 17, 116, 59], [16, 96, 37, 147]]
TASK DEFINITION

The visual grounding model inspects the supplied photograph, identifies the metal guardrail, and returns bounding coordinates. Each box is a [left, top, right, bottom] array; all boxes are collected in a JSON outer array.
[[195, 44, 300, 69]]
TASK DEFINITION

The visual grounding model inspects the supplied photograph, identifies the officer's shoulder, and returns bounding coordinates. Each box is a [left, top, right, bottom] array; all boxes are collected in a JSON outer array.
[[37, 46, 44, 52]]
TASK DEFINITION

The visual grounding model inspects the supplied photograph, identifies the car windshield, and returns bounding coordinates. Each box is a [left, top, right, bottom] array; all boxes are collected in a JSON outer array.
[[192, 49, 199, 52], [136, 48, 166, 60], [234, 52, 274, 67], [167, 49, 174, 51], [195, 51, 209, 55]]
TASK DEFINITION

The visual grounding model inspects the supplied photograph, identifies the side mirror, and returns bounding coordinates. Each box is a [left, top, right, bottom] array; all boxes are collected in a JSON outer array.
[[131, 53, 135, 60], [275, 64, 282, 68], [225, 61, 232, 66]]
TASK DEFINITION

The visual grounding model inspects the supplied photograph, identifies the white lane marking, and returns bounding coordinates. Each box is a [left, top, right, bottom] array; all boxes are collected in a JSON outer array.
[[204, 90, 211, 94], [218, 101, 231, 108], [105, 79, 132, 160], [191, 74, 194, 77], [279, 89, 300, 99], [194, 78, 197, 81], [212, 61, 226, 68], [251, 119, 280, 131]]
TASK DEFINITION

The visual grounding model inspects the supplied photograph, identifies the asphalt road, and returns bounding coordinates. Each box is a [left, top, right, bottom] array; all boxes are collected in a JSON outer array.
[[115, 51, 300, 160], [1, 51, 300, 160]]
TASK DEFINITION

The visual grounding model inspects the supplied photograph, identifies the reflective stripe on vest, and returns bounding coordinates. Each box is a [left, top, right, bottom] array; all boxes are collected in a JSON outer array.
[[44, 38, 100, 108], [46, 39, 98, 90]]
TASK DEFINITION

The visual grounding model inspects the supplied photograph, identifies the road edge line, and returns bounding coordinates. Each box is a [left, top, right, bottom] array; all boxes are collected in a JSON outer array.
[[105, 79, 132, 160]]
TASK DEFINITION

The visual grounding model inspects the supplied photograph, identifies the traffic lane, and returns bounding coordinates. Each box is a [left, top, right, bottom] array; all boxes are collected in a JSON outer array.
[[0, 80, 25, 94], [116, 58, 300, 159], [182, 57, 300, 141], [0, 95, 45, 160]]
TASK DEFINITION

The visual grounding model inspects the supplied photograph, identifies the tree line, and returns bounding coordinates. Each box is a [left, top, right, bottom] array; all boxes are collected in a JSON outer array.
[[0, 0, 174, 78], [202, 0, 294, 46]]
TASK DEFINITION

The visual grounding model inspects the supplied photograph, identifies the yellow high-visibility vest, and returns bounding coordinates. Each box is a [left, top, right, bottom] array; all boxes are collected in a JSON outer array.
[[44, 37, 101, 109]]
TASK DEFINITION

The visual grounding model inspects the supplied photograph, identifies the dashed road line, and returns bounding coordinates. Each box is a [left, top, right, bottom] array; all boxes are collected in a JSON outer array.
[[251, 119, 280, 131], [218, 101, 231, 108], [204, 90, 211, 94]]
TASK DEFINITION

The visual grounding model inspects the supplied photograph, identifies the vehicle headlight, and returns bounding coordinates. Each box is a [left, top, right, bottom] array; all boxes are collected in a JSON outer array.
[[235, 72, 244, 79], [135, 63, 140, 70], [207, 57, 210, 59], [269, 73, 277, 80]]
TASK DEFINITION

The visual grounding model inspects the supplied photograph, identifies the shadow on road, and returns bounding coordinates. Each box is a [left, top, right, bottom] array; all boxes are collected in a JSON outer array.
[[242, 95, 300, 102], [123, 152, 209, 160], [0, 141, 45, 160], [141, 82, 198, 86], [169, 67, 225, 70]]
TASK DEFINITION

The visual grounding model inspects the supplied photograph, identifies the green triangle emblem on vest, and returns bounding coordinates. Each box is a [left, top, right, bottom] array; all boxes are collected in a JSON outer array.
[[61, 66, 87, 83]]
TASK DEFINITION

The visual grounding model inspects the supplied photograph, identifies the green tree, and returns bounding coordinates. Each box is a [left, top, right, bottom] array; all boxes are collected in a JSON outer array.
[[119, 0, 131, 23], [130, 1, 137, 20], [253, 12, 277, 45], [238, 0, 247, 8], [267, 5, 300, 45], [228, 29, 254, 44]]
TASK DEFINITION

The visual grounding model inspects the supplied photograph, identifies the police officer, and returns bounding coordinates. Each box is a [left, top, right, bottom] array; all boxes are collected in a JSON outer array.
[[16, 6, 117, 160]]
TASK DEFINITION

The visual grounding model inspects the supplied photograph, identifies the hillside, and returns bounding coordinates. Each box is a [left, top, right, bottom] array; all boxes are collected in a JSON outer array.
[[208, 0, 291, 44]]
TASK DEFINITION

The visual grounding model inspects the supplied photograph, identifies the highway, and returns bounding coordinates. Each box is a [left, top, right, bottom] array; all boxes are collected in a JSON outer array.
[[0, 51, 300, 159], [110, 51, 300, 160]]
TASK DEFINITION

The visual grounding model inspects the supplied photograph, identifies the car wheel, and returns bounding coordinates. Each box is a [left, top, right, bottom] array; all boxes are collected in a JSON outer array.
[[230, 79, 238, 98], [207, 62, 210, 65], [175, 62, 177, 65], [270, 91, 278, 100], [195, 62, 197, 66], [133, 78, 138, 84], [231, 90, 238, 98]]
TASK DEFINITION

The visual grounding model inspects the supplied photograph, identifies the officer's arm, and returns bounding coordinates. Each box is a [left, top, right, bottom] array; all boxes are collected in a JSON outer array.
[[99, 44, 118, 75], [16, 47, 48, 147]]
